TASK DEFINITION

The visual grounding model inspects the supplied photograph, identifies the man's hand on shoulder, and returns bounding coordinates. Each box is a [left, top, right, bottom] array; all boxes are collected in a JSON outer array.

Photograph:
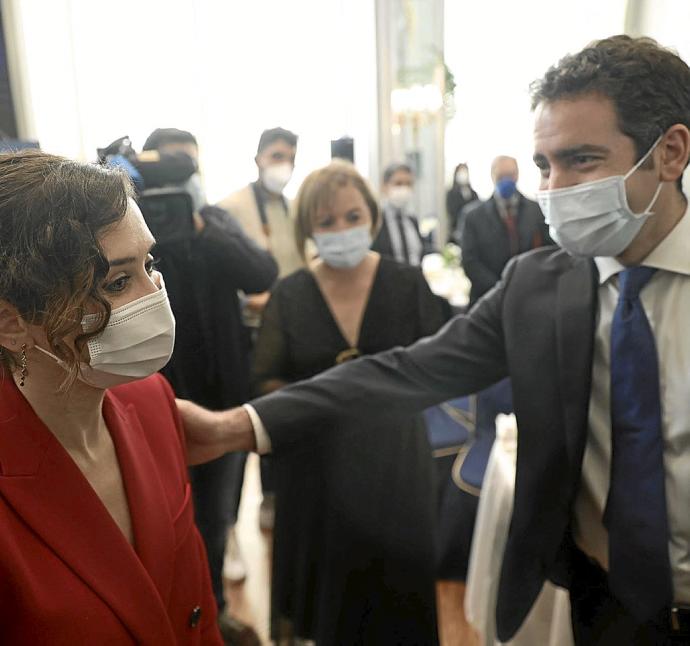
[[176, 399, 257, 465]]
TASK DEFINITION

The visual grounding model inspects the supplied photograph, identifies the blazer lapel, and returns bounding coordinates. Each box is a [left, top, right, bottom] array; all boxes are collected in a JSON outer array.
[[555, 257, 598, 478], [103, 395, 177, 609], [0, 380, 176, 645]]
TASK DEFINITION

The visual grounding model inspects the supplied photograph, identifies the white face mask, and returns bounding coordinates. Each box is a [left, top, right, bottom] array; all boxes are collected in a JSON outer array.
[[536, 136, 663, 257], [455, 169, 469, 185], [261, 162, 293, 194], [181, 173, 207, 213], [36, 286, 176, 389], [387, 185, 413, 209], [313, 225, 372, 269]]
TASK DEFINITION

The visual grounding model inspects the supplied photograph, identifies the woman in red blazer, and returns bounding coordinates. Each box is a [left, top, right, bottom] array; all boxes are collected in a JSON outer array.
[[0, 151, 223, 645]]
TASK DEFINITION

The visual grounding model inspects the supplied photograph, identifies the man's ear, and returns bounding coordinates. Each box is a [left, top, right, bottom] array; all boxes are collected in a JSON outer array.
[[659, 124, 690, 184], [0, 301, 34, 351]]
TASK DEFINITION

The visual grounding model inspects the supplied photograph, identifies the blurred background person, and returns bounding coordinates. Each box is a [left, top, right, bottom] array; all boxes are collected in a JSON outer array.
[[461, 155, 551, 306], [253, 160, 448, 644], [372, 162, 431, 265], [217, 126, 302, 534], [137, 128, 277, 645], [0, 150, 223, 645], [447, 162, 479, 245]]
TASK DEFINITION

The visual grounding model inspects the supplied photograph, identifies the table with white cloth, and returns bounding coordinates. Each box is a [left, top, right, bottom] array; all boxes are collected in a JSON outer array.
[[465, 414, 574, 646]]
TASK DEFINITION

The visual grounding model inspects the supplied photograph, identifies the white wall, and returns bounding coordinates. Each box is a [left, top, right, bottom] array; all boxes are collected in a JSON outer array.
[[632, 0, 690, 196], [443, 0, 628, 200], [4, 0, 379, 201]]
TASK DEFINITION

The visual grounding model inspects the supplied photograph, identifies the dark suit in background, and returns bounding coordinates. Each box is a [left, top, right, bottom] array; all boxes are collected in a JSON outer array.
[[372, 203, 429, 265], [461, 193, 551, 305]]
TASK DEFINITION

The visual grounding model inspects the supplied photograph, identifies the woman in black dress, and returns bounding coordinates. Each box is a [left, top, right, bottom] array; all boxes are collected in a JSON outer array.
[[446, 162, 478, 244], [253, 161, 448, 645]]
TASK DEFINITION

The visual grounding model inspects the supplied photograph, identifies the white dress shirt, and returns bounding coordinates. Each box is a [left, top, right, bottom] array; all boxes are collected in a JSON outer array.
[[573, 203, 690, 603], [381, 202, 423, 266]]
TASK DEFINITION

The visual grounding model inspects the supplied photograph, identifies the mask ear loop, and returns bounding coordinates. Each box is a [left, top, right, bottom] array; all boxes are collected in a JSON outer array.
[[624, 134, 664, 180], [624, 134, 665, 216]]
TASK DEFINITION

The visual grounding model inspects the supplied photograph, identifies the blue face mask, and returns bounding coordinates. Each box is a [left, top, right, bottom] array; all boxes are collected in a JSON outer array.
[[496, 177, 517, 199]]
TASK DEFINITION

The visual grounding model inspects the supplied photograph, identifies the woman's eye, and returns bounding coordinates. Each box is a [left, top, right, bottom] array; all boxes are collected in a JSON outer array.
[[105, 275, 130, 293], [346, 211, 361, 223], [145, 257, 160, 275]]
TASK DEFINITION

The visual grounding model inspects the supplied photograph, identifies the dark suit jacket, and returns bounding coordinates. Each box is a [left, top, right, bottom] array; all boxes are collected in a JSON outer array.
[[461, 193, 551, 305], [0, 374, 223, 645], [371, 210, 428, 264], [251, 246, 597, 641]]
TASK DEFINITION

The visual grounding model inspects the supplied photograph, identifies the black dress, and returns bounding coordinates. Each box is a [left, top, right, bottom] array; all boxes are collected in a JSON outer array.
[[253, 257, 448, 645]]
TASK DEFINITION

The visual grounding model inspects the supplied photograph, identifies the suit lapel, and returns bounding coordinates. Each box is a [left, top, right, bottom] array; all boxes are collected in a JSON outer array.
[[555, 258, 598, 475], [0, 379, 176, 645]]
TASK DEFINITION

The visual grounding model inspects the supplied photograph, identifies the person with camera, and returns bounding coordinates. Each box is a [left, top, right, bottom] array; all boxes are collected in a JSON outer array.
[[134, 128, 277, 645]]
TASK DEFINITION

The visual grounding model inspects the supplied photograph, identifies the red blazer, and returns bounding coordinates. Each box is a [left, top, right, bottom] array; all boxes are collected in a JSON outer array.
[[0, 373, 223, 645]]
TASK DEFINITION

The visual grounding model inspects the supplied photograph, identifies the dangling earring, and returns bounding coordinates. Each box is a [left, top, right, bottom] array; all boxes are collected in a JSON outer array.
[[19, 343, 27, 387]]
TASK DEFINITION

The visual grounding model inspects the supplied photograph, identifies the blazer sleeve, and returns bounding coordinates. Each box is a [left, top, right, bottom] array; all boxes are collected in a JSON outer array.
[[461, 208, 502, 295], [196, 206, 278, 294], [251, 257, 519, 453]]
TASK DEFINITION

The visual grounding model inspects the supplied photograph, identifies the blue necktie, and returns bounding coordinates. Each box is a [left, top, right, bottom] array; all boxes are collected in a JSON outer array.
[[604, 266, 673, 621]]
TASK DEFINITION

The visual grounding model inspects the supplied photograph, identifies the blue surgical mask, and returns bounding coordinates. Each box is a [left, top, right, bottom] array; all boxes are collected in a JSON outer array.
[[313, 225, 371, 269], [496, 178, 517, 199]]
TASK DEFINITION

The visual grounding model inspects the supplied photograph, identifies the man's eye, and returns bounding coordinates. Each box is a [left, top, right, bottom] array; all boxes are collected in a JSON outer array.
[[573, 155, 599, 165]]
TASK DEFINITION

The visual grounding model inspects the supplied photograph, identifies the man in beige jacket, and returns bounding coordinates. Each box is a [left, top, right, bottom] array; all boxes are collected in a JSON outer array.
[[217, 127, 303, 289]]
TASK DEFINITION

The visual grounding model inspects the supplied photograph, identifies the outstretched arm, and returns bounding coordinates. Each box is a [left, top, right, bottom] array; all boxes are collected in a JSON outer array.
[[179, 256, 519, 462]]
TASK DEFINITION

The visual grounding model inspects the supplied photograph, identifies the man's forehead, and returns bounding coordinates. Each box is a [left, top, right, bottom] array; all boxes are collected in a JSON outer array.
[[533, 95, 619, 152], [261, 139, 296, 155]]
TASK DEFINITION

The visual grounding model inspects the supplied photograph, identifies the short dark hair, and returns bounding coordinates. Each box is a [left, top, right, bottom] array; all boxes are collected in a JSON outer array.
[[257, 127, 298, 154], [382, 162, 414, 185], [0, 150, 134, 384], [143, 128, 198, 151], [530, 35, 690, 189]]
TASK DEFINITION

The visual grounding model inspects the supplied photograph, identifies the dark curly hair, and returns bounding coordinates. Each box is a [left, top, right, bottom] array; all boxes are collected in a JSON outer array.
[[530, 35, 690, 191], [0, 150, 134, 384]]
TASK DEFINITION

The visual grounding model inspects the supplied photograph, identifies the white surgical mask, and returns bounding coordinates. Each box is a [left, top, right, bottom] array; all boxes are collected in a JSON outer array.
[[36, 286, 176, 389], [387, 186, 413, 209], [455, 169, 469, 185], [181, 173, 207, 213], [536, 136, 663, 257], [313, 225, 372, 269], [262, 162, 293, 194]]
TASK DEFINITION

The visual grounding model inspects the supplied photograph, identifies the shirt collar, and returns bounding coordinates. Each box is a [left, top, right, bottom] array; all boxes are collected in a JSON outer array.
[[594, 200, 690, 284], [494, 191, 519, 215]]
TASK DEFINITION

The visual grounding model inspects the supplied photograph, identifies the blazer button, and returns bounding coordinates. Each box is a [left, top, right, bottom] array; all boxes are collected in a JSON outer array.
[[189, 605, 202, 628]]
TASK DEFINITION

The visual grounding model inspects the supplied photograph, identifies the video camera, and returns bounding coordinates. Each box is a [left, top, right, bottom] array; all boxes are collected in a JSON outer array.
[[97, 136, 197, 245], [137, 187, 195, 246]]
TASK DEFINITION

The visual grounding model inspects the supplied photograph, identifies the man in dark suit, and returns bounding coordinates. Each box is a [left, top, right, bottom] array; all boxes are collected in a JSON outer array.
[[372, 162, 428, 265], [180, 35, 690, 646], [461, 156, 551, 305]]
